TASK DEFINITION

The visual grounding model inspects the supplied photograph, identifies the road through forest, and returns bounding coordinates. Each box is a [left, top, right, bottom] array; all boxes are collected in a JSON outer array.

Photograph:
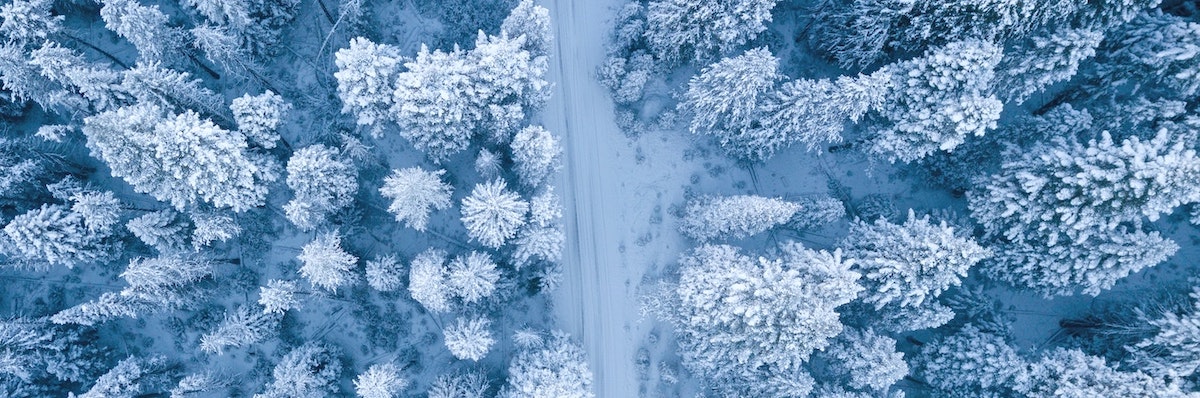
[[541, 0, 641, 396]]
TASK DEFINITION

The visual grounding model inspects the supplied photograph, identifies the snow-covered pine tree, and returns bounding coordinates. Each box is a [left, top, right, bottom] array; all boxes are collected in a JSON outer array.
[[297, 232, 358, 293], [759, 71, 890, 154], [498, 331, 594, 398], [0, 318, 106, 384], [512, 188, 564, 268], [389, 44, 475, 160], [510, 125, 562, 188], [121, 62, 225, 118], [475, 148, 503, 179], [842, 210, 990, 310], [254, 343, 343, 398], [443, 316, 495, 361], [170, 371, 234, 398], [867, 40, 1003, 163], [680, 47, 781, 161], [643, 0, 779, 65], [259, 279, 300, 314], [788, 196, 846, 231], [199, 304, 281, 354], [354, 363, 409, 398], [447, 252, 500, 305], [181, 0, 298, 58], [1097, 11, 1200, 101], [99, 0, 184, 62], [1, 203, 116, 268], [408, 248, 451, 313], [461, 179, 528, 248], [365, 254, 403, 292], [28, 41, 131, 111], [126, 210, 191, 253], [915, 324, 1024, 396], [1126, 286, 1200, 379], [1017, 349, 1188, 397], [334, 38, 403, 135], [657, 243, 861, 395], [78, 355, 176, 398], [679, 195, 800, 241], [500, 0, 553, 57], [0, 43, 78, 112], [284, 144, 358, 231], [428, 371, 490, 398], [189, 210, 242, 248], [818, 328, 907, 393], [996, 27, 1103, 104], [379, 167, 453, 232], [0, 0, 62, 43], [231, 90, 290, 149], [83, 105, 280, 212], [468, 31, 550, 144], [190, 24, 254, 78]]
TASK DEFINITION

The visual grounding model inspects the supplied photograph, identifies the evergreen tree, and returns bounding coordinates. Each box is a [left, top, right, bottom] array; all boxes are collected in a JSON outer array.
[[759, 72, 890, 155], [500, 0, 553, 57], [461, 179, 528, 248], [1, 203, 117, 268], [99, 0, 184, 62], [843, 210, 990, 310], [867, 40, 1003, 163], [1098, 11, 1200, 101], [170, 372, 234, 398], [1126, 287, 1200, 380], [78, 355, 176, 398], [0, 318, 106, 384], [231, 91, 290, 149], [334, 38, 403, 135], [818, 328, 907, 393], [189, 210, 242, 248], [0, 43, 77, 111], [499, 331, 594, 398], [354, 363, 408, 398], [512, 188, 564, 268], [443, 316, 495, 362], [1017, 348, 1189, 397], [510, 125, 562, 188], [379, 167, 453, 232], [364, 254, 403, 292], [199, 304, 281, 354], [915, 325, 1025, 396], [121, 62, 225, 117], [680, 47, 781, 160], [126, 210, 191, 254], [28, 42, 130, 111], [428, 371, 490, 398], [643, 0, 779, 65], [679, 195, 799, 241], [83, 105, 281, 212], [408, 248, 451, 313], [284, 145, 358, 231], [447, 252, 500, 305], [191, 24, 256, 78], [254, 343, 343, 398], [297, 232, 358, 293], [0, 0, 62, 43], [656, 243, 861, 395], [259, 279, 300, 314], [997, 27, 1104, 104]]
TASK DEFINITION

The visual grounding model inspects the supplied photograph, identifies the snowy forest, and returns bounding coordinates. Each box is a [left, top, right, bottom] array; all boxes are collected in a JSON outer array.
[[1, 0, 1200, 396]]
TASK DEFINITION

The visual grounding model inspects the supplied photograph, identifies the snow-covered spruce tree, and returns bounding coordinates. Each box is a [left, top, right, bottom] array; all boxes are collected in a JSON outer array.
[[469, 31, 550, 144], [126, 210, 191, 253], [254, 343, 343, 398], [818, 328, 907, 393], [428, 371, 490, 398], [28, 41, 130, 111], [500, 0, 552, 57], [510, 125, 562, 188], [679, 195, 800, 241], [170, 371, 234, 397], [867, 40, 1003, 163], [259, 279, 300, 314], [1098, 11, 1200, 101], [83, 104, 280, 212], [78, 355, 176, 398], [1, 203, 117, 268], [512, 188, 564, 268], [443, 316, 495, 362], [475, 148, 503, 179], [99, 0, 184, 62], [379, 167, 452, 232], [996, 27, 1103, 104], [788, 196, 846, 231], [231, 91, 290, 149], [0, 43, 77, 112], [680, 47, 781, 161], [447, 252, 500, 305], [1124, 286, 1200, 379], [1017, 349, 1189, 397], [354, 363, 408, 398], [0, 318, 106, 384], [657, 243, 861, 395], [191, 25, 256, 78], [915, 324, 1025, 396], [971, 128, 1200, 295], [199, 304, 281, 354], [759, 71, 890, 154], [461, 179, 528, 248], [121, 61, 225, 118], [842, 210, 990, 310], [0, 0, 62, 43], [408, 248, 452, 313], [181, 0, 298, 58], [297, 232, 358, 293], [189, 210, 242, 248], [334, 38, 403, 135], [499, 331, 594, 398], [365, 254, 403, 292], [643, 0, 779, 65], [52, 257, 216, 325], [284, 144, 358, 231]]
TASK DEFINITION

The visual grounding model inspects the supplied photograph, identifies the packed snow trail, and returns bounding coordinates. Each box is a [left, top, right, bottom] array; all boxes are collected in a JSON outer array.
[[542, 0, 643, 396]]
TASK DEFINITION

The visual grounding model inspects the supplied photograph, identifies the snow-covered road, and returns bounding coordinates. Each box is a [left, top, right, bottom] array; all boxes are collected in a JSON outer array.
[[541, 0, 641, 396]]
